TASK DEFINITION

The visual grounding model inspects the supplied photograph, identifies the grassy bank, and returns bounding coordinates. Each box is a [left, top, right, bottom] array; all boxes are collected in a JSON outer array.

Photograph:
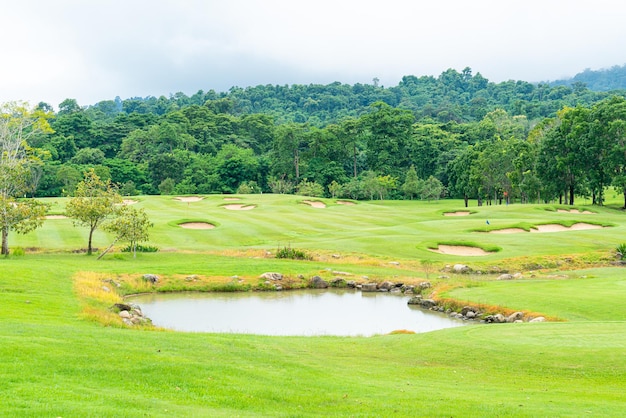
[[2, 195, 625, 416]]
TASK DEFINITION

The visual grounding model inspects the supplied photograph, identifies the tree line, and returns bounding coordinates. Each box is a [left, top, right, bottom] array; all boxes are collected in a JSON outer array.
[[3, 68, 626, 209]]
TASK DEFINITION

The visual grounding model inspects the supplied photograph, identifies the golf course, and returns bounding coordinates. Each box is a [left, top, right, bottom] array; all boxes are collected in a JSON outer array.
[[2, 194, 625, 417]]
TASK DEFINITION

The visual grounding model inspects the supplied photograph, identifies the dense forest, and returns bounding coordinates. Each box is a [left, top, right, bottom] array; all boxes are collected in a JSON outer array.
[[551, 64, 626, 92], [9, 67, 626, 208]]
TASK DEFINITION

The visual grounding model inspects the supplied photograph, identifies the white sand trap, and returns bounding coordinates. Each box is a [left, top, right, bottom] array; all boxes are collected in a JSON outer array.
[[179, 222, 215, 229], [569, 223, 603, 230], [303, 200, 326, 208], [489, 228, 526, 234], [336, 200, 356, 206], [531, 223, 603, 233], [224, 204, 255, 211], [557, 209, 595, 214], [444, 211, 471, 216], [429, 245, 493, 256], [122, 199, 138, 205], [223, 197, 241, 201], [174, 196, 204, 203], [45, 215, 68, 219]]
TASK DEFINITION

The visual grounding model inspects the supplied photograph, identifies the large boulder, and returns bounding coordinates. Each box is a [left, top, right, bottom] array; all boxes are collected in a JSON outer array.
[[420, 299, 437, 309], [260, 272, 283, 281], [529, 316, 546, 323], [378, 281, 395, 291], [330, 277, 347, 288], [453, 264, 470, 274], [407, 296, 422, 305], [497, 274, 514, 281], [310, 276, 329, 289], [142, 274, 159, 284], [507, 312, 524, 323], [361, 283, 378, 292]]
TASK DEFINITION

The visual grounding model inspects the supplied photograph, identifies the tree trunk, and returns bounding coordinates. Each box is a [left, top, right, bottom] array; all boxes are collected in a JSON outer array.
[[88, 227, 94, 255], [463, 195, 469, 208], [97, 238, 118, 260], [569, 184, 575, 205], [1, 226, 8, 256], [353, 144, 358, 178], [623, 188, 626, 209]]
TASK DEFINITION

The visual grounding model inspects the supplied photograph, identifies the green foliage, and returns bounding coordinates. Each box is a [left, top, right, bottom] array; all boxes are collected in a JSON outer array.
[[65, 169, 122, 255], [275, 245, 313, 260], [295, 179, 325, 197], [615, 243, 626, 259], [120, 244, 158, 253], [236, 181, 260, 194], [158, 178, 176, 195], [104, 205, 153, 258], [10, 247, 25, 257]]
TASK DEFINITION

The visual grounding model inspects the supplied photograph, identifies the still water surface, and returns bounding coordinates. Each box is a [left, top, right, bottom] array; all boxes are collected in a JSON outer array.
[[130, 289, 466, 336]]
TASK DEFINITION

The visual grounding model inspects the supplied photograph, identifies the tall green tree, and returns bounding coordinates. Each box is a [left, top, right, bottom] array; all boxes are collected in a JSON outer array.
[[401, 165, 421, 200], [0, 102, 52, 255], [362, 102, 414, 177]]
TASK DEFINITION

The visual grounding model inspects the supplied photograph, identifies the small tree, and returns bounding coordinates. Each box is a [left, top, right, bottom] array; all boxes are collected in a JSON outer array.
[[420, 176, 444, 201], [401, 165, 421, 200], [0, 198, 48, 256], [66, 169, 122, 255], [102, 206, 153, 258], [296, 179, 325, 197], [158, 178, 176, 195], [328, 180, 342, 198]]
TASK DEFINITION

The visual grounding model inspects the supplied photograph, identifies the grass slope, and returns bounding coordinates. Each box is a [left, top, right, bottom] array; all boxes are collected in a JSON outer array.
[[1, 195, 626, 416]]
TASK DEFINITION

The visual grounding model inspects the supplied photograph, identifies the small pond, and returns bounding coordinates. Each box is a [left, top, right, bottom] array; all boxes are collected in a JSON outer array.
[[130, 289, 466, 336]]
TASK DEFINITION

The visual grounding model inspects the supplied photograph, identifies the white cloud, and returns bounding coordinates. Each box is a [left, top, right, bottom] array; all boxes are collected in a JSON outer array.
[[1, 0, 626, 107]]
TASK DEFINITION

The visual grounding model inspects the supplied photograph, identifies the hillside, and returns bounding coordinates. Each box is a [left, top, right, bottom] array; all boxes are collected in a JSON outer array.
[[550, 64, 626, 91]]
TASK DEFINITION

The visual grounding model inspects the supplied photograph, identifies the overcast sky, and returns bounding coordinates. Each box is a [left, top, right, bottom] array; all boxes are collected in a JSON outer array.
[[2, 0, 626, 108]]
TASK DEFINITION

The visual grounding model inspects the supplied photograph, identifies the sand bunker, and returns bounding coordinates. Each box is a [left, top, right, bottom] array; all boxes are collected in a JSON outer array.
[[557, 209, 594, 214], [224, 204, 255, 211], [223, 197, 241, 201], [429, 245, 493, 256], [122, 199, 138, 205], [530, 223, 603, 233], [174, 196, 204, 203], [336, 200, 356, 206], [45, 215, 68, 219], [444, 211, 471, 217], [303, 200, 326, 208], [489, 228, 526, 234], [179, 222, 215, 230]]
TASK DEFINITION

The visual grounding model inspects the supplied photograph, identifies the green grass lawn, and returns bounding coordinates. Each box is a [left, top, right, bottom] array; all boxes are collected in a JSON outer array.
[[2, 195, 626, 416]]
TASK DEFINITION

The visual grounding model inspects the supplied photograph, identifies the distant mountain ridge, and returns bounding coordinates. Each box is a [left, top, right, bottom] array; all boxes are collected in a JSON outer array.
[[550, 64, 626, 91]]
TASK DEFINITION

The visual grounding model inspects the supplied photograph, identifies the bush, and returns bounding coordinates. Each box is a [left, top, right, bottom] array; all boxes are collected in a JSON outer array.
[[121, 244, 159, 253], [616, 243, 626, 259], [11, 247, 25, 257], [275, 245, 313, 260]]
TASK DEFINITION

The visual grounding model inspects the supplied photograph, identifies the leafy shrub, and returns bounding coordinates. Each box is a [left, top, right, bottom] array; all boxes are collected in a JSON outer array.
[[616, 243, 626, 259], [275, 245, 313, 260], [296, 179, 325, 197], [121, 244, 159, 253], [11, 247, 25, 257]]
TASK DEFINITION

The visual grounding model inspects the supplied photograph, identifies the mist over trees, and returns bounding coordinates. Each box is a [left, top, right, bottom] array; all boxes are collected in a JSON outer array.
[[10, 67, 626, 207]]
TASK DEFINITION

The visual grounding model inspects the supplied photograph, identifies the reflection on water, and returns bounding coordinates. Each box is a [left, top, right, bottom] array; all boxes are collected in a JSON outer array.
[[129, 289, 466, 337]]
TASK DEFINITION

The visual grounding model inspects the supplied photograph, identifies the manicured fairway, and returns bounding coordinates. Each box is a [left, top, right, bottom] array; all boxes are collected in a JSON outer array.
[[2, 195, 626, 416]]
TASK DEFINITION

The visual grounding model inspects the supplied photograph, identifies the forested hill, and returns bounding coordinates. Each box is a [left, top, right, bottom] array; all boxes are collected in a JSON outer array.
[[85, 67, 620, 127], [550, 64, 626, 92], [14, 66, 626, 209]]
